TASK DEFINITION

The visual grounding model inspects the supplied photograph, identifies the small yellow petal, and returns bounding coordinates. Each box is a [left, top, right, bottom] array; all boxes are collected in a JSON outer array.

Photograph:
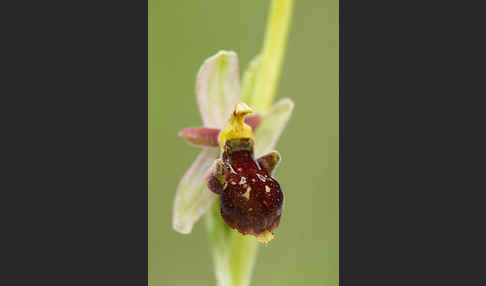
[[219, 103, 254, 148], [234, 102, 253, 115], [255, 230, 274, 243]]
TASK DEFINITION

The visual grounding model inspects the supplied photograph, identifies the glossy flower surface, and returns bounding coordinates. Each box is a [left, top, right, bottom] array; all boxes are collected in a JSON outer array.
[[204, 104, 284, 242], [209, 138, 283, 243]]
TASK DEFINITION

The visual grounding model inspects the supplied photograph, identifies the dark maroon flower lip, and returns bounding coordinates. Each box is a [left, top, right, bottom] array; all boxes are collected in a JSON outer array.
[[206, 137, 283, 243]]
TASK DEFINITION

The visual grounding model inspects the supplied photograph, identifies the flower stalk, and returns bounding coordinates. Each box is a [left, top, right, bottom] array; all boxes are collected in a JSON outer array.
[[172, 1, 294, 286], [250, 0, 294, 113], [205, 1, 294, 285], [206, 201, 258, 286]]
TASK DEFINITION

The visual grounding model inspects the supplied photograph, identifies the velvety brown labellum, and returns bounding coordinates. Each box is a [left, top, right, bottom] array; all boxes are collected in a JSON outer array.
[[206, 138, 283, 237]]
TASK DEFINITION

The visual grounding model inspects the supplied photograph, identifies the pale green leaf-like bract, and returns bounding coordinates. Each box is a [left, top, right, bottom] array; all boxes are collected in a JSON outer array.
[[173, 148, 218, 234], [254, 98, 294, 157]]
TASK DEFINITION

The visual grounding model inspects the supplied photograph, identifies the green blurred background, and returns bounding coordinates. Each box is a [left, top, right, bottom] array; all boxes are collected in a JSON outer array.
[[149, 1, 338, 285]]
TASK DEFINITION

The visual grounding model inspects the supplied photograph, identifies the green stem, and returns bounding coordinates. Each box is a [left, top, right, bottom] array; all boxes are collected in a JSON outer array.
[[205, 202, 258, 286], [252, 0, 294, 113], [205, 1, 294, 285]]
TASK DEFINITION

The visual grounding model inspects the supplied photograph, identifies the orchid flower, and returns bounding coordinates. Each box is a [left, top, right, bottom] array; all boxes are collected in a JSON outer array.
[[171, 1, 294, 285], [173, 51, 293, 236]]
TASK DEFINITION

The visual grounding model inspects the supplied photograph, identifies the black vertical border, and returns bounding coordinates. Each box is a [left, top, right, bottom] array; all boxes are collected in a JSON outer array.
[[3, 0, 148, 285], [340, 1, 484, 285]]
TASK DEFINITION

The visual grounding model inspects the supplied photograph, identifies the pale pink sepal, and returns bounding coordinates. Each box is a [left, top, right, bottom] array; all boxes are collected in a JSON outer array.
[[178, 115, 263, 148], [179, 127, 220, 147]]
